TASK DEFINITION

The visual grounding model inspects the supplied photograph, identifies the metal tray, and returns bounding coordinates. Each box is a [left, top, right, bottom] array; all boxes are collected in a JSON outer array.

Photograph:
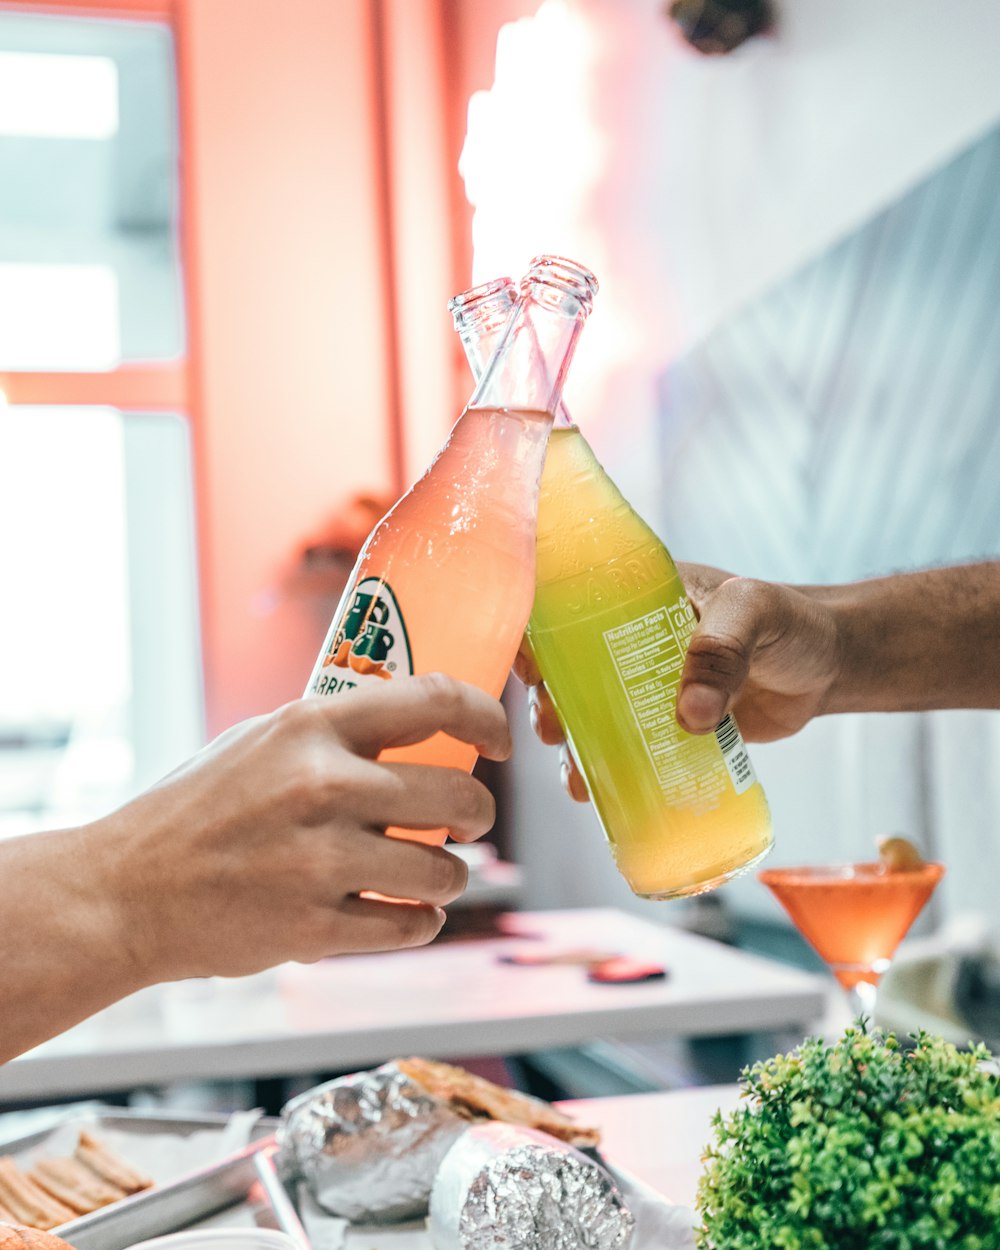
[[1, 1109, 683, 1249], [0, 1109, 277, 1157], [0, 1109, 308, 1249]]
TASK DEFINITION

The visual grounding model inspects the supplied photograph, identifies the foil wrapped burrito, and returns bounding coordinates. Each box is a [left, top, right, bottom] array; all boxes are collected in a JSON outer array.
[[428, 1122, 635, 1250], [276, 1061, 474, 1222]]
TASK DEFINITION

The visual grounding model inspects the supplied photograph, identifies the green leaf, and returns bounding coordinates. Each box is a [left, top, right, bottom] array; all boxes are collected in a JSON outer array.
[[694, 1025, 1000, 1248]]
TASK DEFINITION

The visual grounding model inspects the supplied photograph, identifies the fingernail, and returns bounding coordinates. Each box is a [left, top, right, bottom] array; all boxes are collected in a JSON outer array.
[[678, 683, 727, 733]]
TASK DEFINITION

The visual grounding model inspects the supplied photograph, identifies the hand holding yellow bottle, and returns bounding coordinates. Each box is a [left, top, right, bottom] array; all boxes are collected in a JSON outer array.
[[526, 425, 773, 898], [452, 271, 773, 898]]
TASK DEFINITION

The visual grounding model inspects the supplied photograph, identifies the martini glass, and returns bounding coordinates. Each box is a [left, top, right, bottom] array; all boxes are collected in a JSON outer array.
[[758, 861, 945, 1021]]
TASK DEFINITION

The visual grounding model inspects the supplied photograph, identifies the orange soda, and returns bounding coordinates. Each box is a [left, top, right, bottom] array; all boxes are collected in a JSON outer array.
[[304, 257, 598, 844]]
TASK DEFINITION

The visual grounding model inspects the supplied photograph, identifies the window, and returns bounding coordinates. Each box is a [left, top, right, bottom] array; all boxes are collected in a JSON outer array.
[[0, 8, 201, 835]]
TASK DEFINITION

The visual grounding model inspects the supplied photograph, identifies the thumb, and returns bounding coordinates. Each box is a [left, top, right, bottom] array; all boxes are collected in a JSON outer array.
[[677, 577, 770, 733]]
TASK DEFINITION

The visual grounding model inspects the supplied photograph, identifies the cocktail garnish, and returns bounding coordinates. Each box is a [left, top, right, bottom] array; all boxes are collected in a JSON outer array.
[[876, 835, 925, 872]]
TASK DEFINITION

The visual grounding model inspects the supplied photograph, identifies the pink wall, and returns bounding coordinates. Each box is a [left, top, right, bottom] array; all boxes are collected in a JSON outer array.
[[178, 0, 396, 734], [2, 0, 539, 738]]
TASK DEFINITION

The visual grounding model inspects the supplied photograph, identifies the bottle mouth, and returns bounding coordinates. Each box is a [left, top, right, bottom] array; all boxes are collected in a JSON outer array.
[[523, 254, 599, 313], [448, 276, 516, 320]]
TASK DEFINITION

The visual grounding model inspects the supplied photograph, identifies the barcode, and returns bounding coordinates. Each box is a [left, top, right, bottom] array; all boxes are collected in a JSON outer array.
[[715, 714, 740, 754]]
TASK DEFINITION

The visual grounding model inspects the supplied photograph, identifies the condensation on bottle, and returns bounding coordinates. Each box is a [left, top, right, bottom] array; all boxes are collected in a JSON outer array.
[[304, 256, 598, 845], [450, 268, 773, 898]]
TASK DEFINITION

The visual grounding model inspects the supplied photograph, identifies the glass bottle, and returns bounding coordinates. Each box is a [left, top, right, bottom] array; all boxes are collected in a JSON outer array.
[[450, 270, 772, 898], [305, 256, 597, 844]]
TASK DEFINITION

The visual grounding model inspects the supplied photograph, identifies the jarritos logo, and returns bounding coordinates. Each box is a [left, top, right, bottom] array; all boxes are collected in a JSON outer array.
[[312, 577, 413, 695]]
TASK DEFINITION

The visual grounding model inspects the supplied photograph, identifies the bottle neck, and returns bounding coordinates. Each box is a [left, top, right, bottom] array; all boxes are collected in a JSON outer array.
[[451, 279, 575, 429], [450, 278, 517, 382], [462, 260, 594, 423]]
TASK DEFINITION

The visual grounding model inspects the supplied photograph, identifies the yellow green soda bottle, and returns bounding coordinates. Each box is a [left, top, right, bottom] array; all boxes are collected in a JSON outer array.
[[450, 268, 772, 898]]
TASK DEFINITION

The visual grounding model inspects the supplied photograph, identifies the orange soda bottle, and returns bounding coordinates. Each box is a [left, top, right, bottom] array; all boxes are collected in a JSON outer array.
[[305, 256, 598, 844], [450, 272, 772, 899]]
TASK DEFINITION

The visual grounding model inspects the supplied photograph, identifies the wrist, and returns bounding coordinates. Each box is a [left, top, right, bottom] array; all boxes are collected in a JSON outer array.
[[75, 816, 156, 998], [801, 577, 914, 715], [0, 824, 151, 1061], [803, 584, 867, 715]]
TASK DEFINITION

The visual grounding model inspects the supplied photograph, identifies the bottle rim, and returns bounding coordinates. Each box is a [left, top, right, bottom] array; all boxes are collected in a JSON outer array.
[[447, 276, 516, 317], [524, 254, 599, 307]]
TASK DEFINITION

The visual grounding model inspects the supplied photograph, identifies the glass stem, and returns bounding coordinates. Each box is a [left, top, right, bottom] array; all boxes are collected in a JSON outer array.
[[845, 979, 878, 1026]]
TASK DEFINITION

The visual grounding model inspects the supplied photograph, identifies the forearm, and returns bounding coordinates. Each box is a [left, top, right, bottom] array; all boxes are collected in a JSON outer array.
[[0, 824, 144, 1065], [814, 561, 1000, 714]]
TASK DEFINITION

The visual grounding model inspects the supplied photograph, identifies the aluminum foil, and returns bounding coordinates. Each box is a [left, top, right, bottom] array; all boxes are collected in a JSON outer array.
[[428, 1122, 635, 1250], [276, 1062, 473, 1222]]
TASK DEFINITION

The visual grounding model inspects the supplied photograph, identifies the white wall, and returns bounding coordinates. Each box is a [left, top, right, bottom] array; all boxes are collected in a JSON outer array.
[[463, 0, 1000, 926]]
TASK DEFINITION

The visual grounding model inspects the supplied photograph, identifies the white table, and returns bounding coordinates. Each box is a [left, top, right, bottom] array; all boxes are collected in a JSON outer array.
[[561, 1085, 743, 1209], [0, 908, 824, 1102]]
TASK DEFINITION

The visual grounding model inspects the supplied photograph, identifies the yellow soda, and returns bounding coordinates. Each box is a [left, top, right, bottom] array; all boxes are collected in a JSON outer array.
[[525, 425, 773, 898]]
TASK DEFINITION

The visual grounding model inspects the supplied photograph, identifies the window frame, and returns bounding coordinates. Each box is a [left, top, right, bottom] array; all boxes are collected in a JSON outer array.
[[0, 0, 187, 413]]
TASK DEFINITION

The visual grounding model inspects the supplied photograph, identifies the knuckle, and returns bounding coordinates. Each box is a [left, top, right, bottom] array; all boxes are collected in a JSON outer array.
[[288, 908, 339, 963], [284, 760, 327, 820], [428, 849, 468, 900], [275, 697, 317, 732], [679, 562, 733, 609], [286, 756, 349, 822], [450, 773, 494, 831], [687, 630, 750, 679], [394, 904, 441, 948], [420, 671, 465, 713], [726, 575, 773, 608], [718, 575, 787, 628], [272, 697, 331, 749]]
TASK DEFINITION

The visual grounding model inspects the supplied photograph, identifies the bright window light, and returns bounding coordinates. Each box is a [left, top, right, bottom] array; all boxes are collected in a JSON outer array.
[[0, 50, 119, 139], [460, 1, 600, 286], [459, 1, 618, 423], [0, 263, 120, 370], [0, 405, 130, 723], [0, 404, 133, 831]]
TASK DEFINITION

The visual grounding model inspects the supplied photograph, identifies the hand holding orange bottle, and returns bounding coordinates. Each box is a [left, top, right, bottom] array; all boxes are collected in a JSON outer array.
[[304, 257, 598, 845]]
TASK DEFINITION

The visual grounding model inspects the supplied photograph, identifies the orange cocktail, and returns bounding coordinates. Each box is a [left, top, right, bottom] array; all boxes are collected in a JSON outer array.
[[759, 861, 945, 1014]]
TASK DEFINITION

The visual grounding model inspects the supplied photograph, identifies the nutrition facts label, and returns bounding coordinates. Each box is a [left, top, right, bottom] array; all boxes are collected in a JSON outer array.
[[602, 598, 755, 800]]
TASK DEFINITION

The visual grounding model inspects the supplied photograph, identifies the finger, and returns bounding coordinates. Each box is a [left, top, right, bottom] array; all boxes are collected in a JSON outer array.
[[676, 561, 735, 619], [676, 577, 773, 733], [559, 744, 590, 802], [362, 760, 496, 842], [512, 639, 542, 686], [321, 895, 447, 954], [349, 830, 470, 904], [528, 683, 565, 746], [322, 673, 512, 761]]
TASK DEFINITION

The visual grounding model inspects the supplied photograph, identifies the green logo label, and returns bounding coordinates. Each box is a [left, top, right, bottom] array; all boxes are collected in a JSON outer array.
[[320, 576, 413, 684]]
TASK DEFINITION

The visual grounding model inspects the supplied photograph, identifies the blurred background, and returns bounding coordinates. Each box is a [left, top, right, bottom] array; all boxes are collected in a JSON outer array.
[[2, 0, 1000, 1105]]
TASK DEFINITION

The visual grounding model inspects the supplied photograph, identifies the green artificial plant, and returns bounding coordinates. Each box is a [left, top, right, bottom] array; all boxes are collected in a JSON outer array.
[[697, 1025, 1000, 1249]]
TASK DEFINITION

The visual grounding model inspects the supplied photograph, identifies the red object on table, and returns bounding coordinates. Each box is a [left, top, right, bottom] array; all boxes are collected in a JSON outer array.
[[587, 957, 668, 984]]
